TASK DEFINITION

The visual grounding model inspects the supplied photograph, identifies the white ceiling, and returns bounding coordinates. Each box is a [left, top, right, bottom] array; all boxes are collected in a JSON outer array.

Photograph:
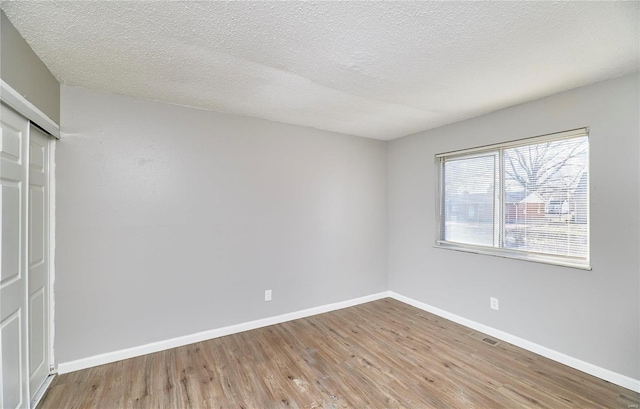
[[2, 1, 638, 140]]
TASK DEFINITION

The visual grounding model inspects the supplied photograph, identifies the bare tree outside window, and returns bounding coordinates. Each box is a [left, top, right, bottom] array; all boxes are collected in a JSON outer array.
[[503, 137, 588, 257], [503, 138, 587, 195]]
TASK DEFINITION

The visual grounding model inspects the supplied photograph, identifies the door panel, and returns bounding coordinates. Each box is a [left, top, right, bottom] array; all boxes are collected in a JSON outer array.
[[1, 102, 30, 408], [27, 125, 50, 399], [28, 289, 45, 380], [29, 187, 45, 268], [1, 183, 21, 284], [1, 312, 23, 409]]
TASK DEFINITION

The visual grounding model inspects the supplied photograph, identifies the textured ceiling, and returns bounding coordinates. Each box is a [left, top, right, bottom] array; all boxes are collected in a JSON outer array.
[[2, 1, 639, 140]]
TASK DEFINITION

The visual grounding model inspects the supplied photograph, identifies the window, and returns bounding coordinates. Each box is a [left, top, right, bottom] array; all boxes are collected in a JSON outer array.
[[436, 128, 589, 269]]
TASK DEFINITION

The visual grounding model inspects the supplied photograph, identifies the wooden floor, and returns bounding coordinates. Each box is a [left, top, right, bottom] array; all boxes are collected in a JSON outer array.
[[40, 298, 639, 408]]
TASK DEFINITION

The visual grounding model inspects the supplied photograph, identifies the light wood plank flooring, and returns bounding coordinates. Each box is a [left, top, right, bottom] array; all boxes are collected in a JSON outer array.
[[40, 298, 639, 408]]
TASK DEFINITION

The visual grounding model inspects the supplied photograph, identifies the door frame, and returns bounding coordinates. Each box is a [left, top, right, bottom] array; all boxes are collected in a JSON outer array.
[[47, 137, 56, 374], [1, 80, 60, 406]]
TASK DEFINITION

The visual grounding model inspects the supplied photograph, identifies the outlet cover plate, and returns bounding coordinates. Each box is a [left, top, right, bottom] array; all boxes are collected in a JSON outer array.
[[490, 297, 499, 310]]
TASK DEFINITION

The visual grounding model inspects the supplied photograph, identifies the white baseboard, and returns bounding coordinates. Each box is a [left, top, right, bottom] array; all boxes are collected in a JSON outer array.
[[57, 291, 390, 374], [389, 292, 640, 393]]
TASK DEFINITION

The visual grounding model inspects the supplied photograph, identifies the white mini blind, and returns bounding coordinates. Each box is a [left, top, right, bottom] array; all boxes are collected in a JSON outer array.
[[437, 128, 589, 269], [442, 153, 498, 247]]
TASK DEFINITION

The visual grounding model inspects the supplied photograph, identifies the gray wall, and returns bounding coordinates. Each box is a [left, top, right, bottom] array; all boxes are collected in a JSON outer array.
[[56, 85, 388, 363], [0, 10, 60, 124], [388, 73, 640, 379]]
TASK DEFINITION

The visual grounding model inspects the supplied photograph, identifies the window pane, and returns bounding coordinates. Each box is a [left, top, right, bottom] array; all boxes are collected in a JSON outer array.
[[443, 154, 497, 246], [503, 137, 588, 257]]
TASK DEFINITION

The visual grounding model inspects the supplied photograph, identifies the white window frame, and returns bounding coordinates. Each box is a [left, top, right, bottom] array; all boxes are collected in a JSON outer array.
[[435, 128, 590, 270]]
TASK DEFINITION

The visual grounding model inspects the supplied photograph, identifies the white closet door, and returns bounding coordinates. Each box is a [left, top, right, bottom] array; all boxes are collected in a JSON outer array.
[[1, 103, 30, 408], [27, 125, 50, 400]]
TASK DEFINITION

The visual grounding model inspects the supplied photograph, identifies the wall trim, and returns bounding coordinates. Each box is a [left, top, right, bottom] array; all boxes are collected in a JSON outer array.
[[389, 292, 640, 393], [0, 79, 60, 138], [57, 291, 391, 374]]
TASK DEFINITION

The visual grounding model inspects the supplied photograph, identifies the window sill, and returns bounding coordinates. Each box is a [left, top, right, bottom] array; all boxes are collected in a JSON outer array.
[[434, 241, 592, 270]]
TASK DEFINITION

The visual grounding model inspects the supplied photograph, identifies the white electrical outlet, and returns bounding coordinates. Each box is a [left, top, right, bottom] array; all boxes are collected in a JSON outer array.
[[490, 297, 499, 310], [265, 289, 272, 301]]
